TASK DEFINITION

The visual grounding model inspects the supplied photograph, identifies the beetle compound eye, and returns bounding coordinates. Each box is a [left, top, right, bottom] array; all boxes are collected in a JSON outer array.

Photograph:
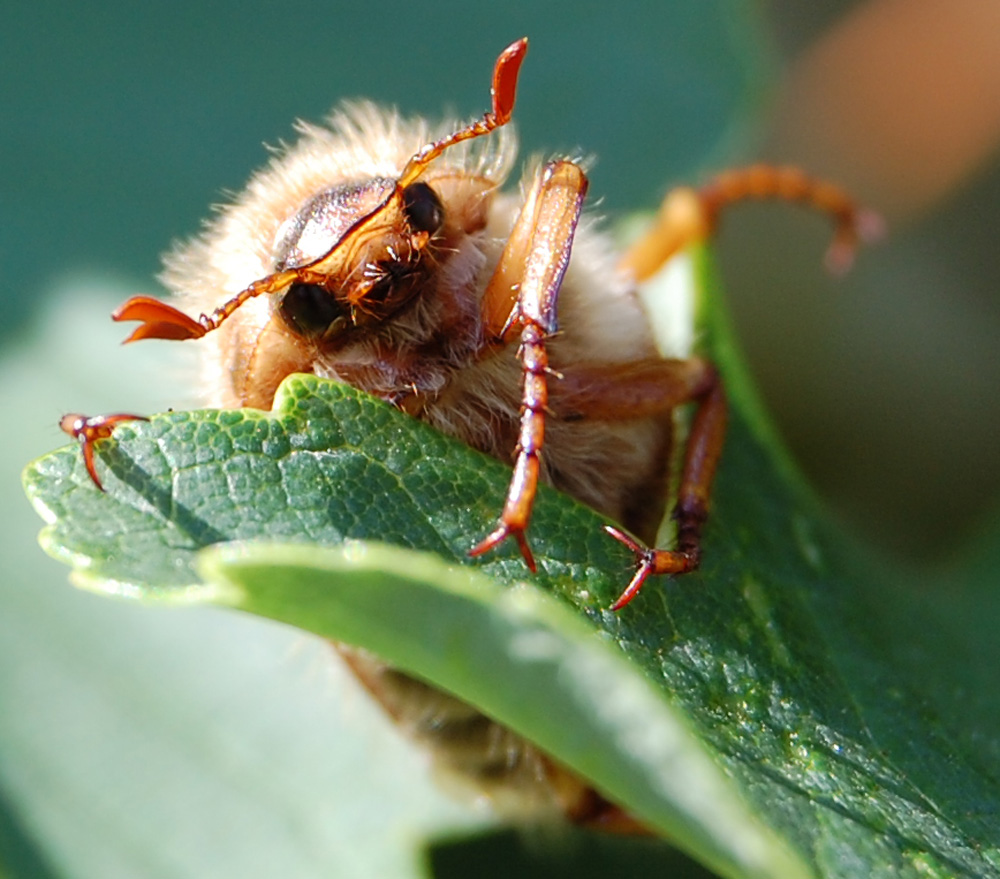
[[279, 283, 347, 337], [401, 182, 444, 235]]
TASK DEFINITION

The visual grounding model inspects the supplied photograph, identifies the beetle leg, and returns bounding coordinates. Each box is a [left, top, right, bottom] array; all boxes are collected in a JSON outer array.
[[601, 165, 879, 608], [545, 357, 726, 609], [620, 163, 883, 281], [468, 161, 588, 569], [60, 412, 149, 491], [604, 376, 727, 610], [548, 356, 716, 420]]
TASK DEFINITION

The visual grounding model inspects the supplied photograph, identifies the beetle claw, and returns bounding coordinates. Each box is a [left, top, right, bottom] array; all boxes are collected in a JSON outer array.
[[60, 412, 148, 490]]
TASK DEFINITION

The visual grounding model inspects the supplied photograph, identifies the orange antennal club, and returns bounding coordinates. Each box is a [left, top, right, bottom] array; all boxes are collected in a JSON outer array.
[[491, 36, 528, 125], [112, 295, 208, 342], [398, 37, 527, 187], [112, 269, 301, 343]]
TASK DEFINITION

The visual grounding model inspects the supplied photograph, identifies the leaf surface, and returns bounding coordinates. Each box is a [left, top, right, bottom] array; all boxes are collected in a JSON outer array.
[[25, 251, 1000, 878]]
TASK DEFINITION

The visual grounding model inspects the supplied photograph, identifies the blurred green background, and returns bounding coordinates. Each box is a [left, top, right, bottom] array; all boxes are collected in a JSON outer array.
[[3, 0, 999, 876]]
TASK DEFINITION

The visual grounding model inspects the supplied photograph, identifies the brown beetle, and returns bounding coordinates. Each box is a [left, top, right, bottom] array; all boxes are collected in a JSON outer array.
[[64, 37, 877, 608], [62, 38, 878, 825]]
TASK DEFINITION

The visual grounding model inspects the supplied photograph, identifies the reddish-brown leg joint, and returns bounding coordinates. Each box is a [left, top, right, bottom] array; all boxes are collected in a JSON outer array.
[[697, 164, 884, 274], [468, 321, 549, 571], [60, 412, 148, 491], [607, 164, 879, 608], [470, 160, 588, 571], [606, 378, 727, 609], [620, 163, 882, 283]]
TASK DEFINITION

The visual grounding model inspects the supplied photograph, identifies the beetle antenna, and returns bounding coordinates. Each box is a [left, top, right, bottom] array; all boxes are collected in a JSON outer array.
[[398, 37, 527, 188], [112, 268, 302, 342]]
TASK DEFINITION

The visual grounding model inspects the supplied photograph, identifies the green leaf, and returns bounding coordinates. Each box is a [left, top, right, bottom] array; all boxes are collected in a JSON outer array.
[[24, 249, 1000, 879], [199, 541, 801, 879]]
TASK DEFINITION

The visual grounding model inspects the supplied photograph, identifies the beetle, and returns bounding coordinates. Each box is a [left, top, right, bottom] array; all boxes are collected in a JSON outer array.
[[61, 38, 878, 825], [63, 37, 877, 610]]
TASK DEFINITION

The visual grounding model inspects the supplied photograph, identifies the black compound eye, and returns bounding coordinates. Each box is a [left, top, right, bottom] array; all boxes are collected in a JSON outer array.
[[401, 182, 444, 235], [279, 283, 346, 337]]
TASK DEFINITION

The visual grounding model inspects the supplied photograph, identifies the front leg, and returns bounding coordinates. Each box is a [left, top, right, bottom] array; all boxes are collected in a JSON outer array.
[[468, 161, 588, 570], [60, 413, 149, 491]]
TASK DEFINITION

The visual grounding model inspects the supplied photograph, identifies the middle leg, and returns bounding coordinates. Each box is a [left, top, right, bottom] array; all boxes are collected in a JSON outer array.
[[549, 358, 727, 609]]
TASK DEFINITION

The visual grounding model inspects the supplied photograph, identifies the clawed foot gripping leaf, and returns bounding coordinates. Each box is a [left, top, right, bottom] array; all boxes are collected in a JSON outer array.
[[23, 252, 1000, 879]]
